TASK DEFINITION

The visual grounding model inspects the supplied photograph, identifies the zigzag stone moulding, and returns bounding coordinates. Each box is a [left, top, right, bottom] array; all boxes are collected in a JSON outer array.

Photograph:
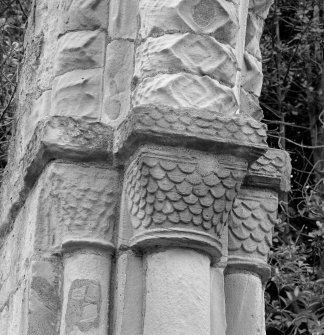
[[134, 33, 237, 87], [138, 0, 239, 46], [240, 0, 273, 121], [124, 145, 248, 259]]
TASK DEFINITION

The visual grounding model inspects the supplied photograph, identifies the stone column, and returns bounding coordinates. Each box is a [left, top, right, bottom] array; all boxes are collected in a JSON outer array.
[[225, 149, 291, 335], [113, 0, 269, 334], [0, 0, 288, 334]]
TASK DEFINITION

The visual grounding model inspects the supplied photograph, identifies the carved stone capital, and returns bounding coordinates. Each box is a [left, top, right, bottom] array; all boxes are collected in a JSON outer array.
[[34, 162, 119, 253], [227, 188, 277, 281], [226, 148, 291, 281], [124, 145, 249, 260]]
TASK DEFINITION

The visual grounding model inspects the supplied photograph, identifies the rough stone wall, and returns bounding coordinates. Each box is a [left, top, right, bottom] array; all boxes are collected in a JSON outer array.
[[0, 1, 290, 334]]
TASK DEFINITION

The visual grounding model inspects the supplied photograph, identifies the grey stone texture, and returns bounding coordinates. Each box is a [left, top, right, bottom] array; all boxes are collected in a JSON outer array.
[[0, 0, 290, 334]]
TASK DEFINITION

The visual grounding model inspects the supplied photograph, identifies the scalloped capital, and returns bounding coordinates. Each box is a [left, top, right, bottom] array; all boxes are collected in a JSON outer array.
[[123, 145, 249, 259]]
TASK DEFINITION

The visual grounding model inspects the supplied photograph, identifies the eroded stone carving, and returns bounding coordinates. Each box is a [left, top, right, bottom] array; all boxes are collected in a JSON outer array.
[[228, 189, 278, 259], [139, 0, 239, 46], [58, 0, 109, 34], [65, 279, 101, 334], [124, 145, 248, 258], [135, 33, 237, 87], [245, 148, 291, 191], [52, 68, 103, 119], [226, 148, 291, 280], [115, 107, 267, 159], [133, 73, 237, 113], [55, 30, 105, 76], [36, 162, 119, 251]]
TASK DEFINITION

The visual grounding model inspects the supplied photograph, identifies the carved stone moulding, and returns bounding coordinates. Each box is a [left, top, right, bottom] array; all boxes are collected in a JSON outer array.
[[114, 105, 268, 163], [227, 188, 278, 282], [226, 148, 291, 281], [0, 116, 113, 243], [34, 162, 120, 255], [124, 145, 249, 260], [244, 148, 291, 194]]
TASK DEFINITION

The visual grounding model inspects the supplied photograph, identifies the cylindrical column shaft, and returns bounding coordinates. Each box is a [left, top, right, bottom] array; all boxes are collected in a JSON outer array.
[[60, 249, 112, 335], [225, 272, 265, 335], [143, 248, 211, 335], [211, 266, 227, 335]]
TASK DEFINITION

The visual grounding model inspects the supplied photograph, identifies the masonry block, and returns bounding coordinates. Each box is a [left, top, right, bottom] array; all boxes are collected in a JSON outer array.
[[58, 0, 109, 34], [139, 0, 239, 47], [133, 73, 237, 114], [27, 260, 62, 335], [34, 162, 119, 251], [135, 33, 237, 87], [52, 68, 103, 119], [108, 0, 139, 39], [241, 52, 263, 96], [55, 30, 106, 76], [102, 40, 134, 125]]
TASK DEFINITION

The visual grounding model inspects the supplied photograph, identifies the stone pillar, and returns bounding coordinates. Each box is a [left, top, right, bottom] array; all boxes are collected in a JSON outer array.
[[0, 0, 289, 334], [225, 149, 291, 335]]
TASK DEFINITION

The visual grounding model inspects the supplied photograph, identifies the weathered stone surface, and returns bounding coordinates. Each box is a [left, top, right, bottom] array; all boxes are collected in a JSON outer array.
[[0, 116, 113, 242], [114, 107, 268, 160], [0, 1, 285, 334], [139, 0, 239, 46], [109, 0, 139, 39], [5, 282, 28, 335], [126, 146, 246, 232], [52, 68, 103, 119], [60, 250, 111, 335], [225, 273, 266, 335], [245, 12, 264, 59], [113, 252, 144, 335], [135, 33, 237, 86], [55, 30, 106, 76], [35, 162, 119, 251], [240, 87, 263, 121], [28, 260, 62, 335], [245, 148, 292, 192], [58, 0, 109, 34], [102, 40, 134, 125], [133, 73, 237, 113], [31, 0, 60, 91], [0, 184, 40, 308], [249, 0, 272, 19], [143, 249, 210, 335], [228, 188, 278, 261], [211, 267, 227, 334], [0, 304, 9, 335], [21, 90, 52, 156], [241, 51, 263, 96], [123, 145, 248, 259]]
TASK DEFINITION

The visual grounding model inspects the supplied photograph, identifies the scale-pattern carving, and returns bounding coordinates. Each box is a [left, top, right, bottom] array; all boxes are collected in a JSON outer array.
[[114, 106, 268, 154], [126, 151, 246, 236], [228, 195, 278, 257], [248, 149, 289, 177]]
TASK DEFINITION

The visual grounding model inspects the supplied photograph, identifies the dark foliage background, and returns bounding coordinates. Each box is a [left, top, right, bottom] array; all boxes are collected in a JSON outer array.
[[0, 1, 323, 334]]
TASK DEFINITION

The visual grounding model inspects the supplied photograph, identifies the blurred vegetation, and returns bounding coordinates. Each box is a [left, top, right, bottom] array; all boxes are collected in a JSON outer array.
[[0, 0, 323, 334], [0, 0, 29, 180]]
